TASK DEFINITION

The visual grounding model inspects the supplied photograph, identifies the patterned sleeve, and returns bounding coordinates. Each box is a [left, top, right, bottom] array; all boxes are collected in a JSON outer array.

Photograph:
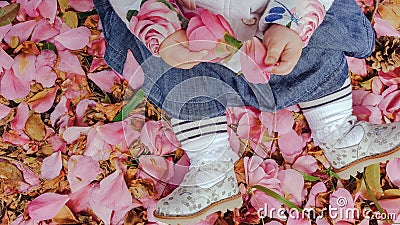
[[259, 0, 334, 46], [114, 0, 187, 56]]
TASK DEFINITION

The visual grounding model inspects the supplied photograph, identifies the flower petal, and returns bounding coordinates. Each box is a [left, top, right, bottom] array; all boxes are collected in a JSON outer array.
[[67, 155, 102, 192], [0, 69, 31, 100], [54, 27, 91, 50], [11, 101, 29, 130], [41, 151, 62, 179], [28, 193, 70, 220], [122, 49, 144, 90]]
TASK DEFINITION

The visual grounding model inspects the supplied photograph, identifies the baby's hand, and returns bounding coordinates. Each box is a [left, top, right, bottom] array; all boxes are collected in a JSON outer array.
[[159, 30, 207, 70], [263, 24, 303, 75]]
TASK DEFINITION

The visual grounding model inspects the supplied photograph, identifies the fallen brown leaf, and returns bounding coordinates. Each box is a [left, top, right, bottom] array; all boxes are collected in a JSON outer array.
[[378, 3, 400, 29], [25, 113, 46, 141], [52, 205, 80, 224], [63, 11, 78, 28]]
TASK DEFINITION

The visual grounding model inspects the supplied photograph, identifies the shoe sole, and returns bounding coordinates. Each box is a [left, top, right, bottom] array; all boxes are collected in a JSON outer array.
[[335, 145, 400, 180], [153, 193, 243, 225]]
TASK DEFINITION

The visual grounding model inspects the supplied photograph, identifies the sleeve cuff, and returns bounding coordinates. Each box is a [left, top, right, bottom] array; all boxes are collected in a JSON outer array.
[[259, 0, 327, 46]]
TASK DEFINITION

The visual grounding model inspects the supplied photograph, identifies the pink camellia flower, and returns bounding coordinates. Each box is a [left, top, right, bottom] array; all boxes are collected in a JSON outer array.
[[186, 9, 239, 62], [129, 0, 183, 55], [240, 37, 275, 84], [140, 120, 180, 155], [292, 0, 325, 46]]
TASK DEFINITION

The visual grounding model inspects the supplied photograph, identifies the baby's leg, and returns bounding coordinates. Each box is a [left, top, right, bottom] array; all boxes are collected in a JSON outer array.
[[293, 0, 400, 179]]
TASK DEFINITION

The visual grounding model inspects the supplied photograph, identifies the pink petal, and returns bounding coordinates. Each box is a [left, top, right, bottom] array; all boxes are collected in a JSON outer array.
[[87, 70, 120, 93], [278, 129, 303, 158], [379, 68, 400, 86], [54, 26, 91, 50], [67, 184, 94, 213], [2, 130, 31, 146], [11, 101, 29, 130], [28, 86, 58, 113], [4, 20, 38, 45], [353, 105, 371, 122], [49, 135, 67, 153], [329, 188, 355, 223], [96, 121, 126, 145], [260, 109, 294, 133], [386, 158, 400, 188], [138, 155, 175, 183], [305, 182, 327, 208], [31, 19, 60, 43], [38, 0, 57, 23], [122, 50, 144, 90], [12, 53, 36, 82], [140, 120, 179, 155], [352, 89, 369, 105], [346, 57, 367, 76], [75, 99, 97, 126], [67, 155, 102, 192], [50, 95, 68, 125], [35, 50, 57, 87], [10, 215, 37, 225], [366, 106, 382, 124], [84, 127, 112, 161], [382, 84, 398, 97], [13, 160, 41, 190], [0, 104, 11, 120], [287, 218, 311, 225], [68, 0, 94, 12], [361, 93, 383, 106], [0, 69, 31, 100], [0, 23, 11, 40], [57, 50, 85, 75], [0, 48, 13, 70], [278, 169, 304, 204], [41, 151, 62, 179], [374, 18, 400, 38], [292, 155, 318, 174], [28, 193, 70, 220], [89, 170, 133, 224], [62, 126, 91, 143], [378, 90, 400, 113], [371, 77, 384, 95]]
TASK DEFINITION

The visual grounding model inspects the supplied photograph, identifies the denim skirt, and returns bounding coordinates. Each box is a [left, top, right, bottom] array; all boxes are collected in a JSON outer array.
[[94, 0, 375, 120]]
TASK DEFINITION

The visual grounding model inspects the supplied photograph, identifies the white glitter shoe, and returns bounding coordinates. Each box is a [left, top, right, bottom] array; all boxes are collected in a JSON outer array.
[[153, 160, 242, 225]]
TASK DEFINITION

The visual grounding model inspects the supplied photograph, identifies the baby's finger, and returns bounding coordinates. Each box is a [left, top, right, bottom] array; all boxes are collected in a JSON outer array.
[[270, 61, 294, 75], [264, 40, 285, 65], [271, 48, 301, 75]]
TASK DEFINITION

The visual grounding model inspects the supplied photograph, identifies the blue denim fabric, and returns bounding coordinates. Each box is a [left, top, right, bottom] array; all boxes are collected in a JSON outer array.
[[94, 0, 375, 120]]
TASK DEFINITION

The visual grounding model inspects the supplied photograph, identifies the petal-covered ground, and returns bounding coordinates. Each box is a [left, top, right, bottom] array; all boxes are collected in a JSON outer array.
[[0, 0, 399, 224]]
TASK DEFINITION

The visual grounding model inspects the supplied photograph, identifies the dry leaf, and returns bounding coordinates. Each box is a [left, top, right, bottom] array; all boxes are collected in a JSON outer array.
[[0, 161, 23, 182], [27, 88, 53, 104], [383, 189, 400, 198], [234, 157, 246, 184], [378, 3, 400, 29], [360, 164, 384, 200], [0, 3, 20, 27], [9, 36, 19, 48], [63, 11, 78, 29], [129, 179, 157, 199], [124, 208, 146, 225], [25, 113, 46, 141], [52, 205, 80, 224], [14, 41, 40, 55], [58, 0, 69, 13]]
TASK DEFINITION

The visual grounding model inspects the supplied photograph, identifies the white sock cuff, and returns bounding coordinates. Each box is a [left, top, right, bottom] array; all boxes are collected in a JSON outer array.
[[299, 78, 351, 110], [302, 95, 353, 131], [171, 116, 228, 146]]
